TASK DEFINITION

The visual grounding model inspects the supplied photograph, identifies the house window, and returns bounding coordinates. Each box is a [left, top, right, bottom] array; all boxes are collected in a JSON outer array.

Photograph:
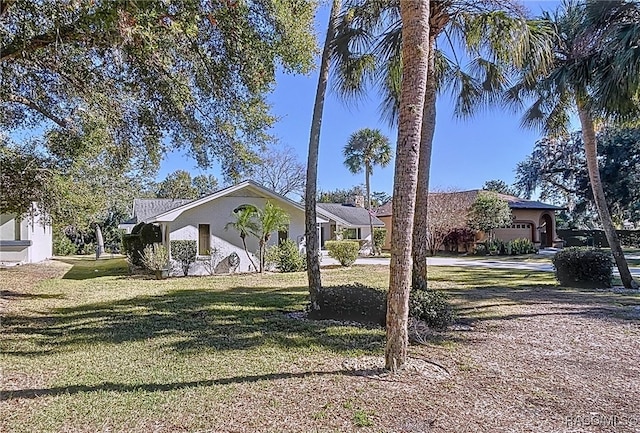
[[278, 227, 288, 245], [343, 228, 361, 240], [198, 224, 210, 255], [14, 218, 21, 240]]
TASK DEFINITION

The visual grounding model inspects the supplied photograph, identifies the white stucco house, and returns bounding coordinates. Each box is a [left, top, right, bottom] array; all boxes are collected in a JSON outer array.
[[120, 181, 328, 274], [0, 205, 53, 264], [120, 181, 390, 275]]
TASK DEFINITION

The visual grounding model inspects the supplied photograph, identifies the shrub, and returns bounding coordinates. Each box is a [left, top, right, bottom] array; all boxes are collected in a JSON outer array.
[[265, 239, 305, 273], [325, 240, 360, 266], [141, 243, 169, 272], [552, 247, 613, 288], [308, 284, 386, 325], [122, 223, 162, 266], [122, 233, 144, 266], [409, 289, 455, 329], [510, 238, 536, 255], [79, 242, 95, 255], [53, 234, 76, 256], [171, 240, 197, 276], [373, 228, 387, 255]]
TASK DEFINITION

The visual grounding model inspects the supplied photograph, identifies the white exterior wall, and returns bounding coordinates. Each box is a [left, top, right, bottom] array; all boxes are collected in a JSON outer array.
[[0, 209, 52, 264], [25, 213, 53, 263], [167, 196, 306, 274]]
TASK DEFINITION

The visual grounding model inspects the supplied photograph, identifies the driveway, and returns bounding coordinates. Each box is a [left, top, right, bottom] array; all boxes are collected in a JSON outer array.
[[321, 253, 640, 277]]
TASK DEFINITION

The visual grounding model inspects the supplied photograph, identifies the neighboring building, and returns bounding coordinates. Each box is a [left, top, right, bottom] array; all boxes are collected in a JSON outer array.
[[376, 190, 564, 251], [0, 205, 53, 264], [317, 197, 386, 250]]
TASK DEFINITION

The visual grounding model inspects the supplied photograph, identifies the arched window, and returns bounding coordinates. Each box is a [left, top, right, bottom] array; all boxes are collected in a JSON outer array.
[[233, 204, 258, 214]]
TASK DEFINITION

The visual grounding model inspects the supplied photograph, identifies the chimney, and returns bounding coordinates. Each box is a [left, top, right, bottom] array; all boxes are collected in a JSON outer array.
[[345, 195, 366, 208]]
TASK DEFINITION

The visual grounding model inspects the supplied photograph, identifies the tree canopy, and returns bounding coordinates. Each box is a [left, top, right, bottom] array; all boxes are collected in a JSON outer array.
[[515, 127, 640, 226], [155, 170, 218, 200], [1, 0, 316, 180]]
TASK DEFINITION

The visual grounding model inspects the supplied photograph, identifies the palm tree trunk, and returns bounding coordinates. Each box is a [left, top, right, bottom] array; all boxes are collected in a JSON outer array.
[[305, 0, 341, 309], [242, 235, 258, 272], [411, 33, 437, 292], [386, 0, 430, 372], [366, 165, 374, 255], [577, 106, 638, 289]]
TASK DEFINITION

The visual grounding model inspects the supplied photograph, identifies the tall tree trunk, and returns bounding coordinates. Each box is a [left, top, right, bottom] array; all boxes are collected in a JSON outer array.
[[386, 0, 430, 372], [577, 106, 638, 289], [306, 0, 341, 310], [411, 33, 437, 292], [366, 165, 374, 255], [95, 223, 104, 260]]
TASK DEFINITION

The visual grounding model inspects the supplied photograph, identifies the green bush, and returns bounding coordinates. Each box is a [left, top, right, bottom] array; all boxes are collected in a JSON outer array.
[[265, 239, 306, 273], [510, 238, 536, 255], [325, 240, 360, 266], [53, 234, 76, 256], [170, 240, 197, 276], [475, 238, 536, 256], [79, 242, 95, 255], [373, 228, 387, 255], [409, 289, 455, 329], [141, 243, 169, 272], [122, 223, 163, 266], [308, 283, 386, 325], [552, 247, 613, 288]]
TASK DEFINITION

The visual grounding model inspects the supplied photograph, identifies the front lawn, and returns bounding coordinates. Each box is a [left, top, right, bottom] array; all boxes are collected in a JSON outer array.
[[1, 258, 639, 432]]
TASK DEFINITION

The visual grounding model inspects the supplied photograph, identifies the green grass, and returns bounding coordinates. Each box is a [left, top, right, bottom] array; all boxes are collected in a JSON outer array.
[[2, 258, 638, 432]]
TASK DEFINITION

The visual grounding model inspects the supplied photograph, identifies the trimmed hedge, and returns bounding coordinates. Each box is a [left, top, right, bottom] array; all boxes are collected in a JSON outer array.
[[552, 247, 613, 288], [557, 229, 640, 248], [308, 284, 456, 330], [325, 240, 360, 266], [123, 223, 162, 266], [308, 284, 387, 325]]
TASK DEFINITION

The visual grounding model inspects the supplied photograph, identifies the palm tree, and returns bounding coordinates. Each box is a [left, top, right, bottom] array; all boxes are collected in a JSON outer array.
[[385, 0, 430, 372], [305, 0, 342, 310], [331, 0, 547, 290], [255, 201, 290, 273], [343, 128, 392, 255], [506, 0, 639, 289], [225, 206, 259, 272]]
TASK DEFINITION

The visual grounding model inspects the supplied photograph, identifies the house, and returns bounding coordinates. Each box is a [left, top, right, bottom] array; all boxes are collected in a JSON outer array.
[[376, 190, 564, 251], [120, 181, 329, 274], [0, 204, 53, 264], [317, 196, 386, 249]]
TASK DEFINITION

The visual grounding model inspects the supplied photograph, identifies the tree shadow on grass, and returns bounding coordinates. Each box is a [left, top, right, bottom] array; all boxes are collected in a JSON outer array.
[[1, 369, 352, 401], [1, 290, 63, 300], [434, 268, 640, 324], [3, 286, 384, 356]]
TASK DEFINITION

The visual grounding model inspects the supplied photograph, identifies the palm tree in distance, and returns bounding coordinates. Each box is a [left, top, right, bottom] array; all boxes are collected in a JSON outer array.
[[331, 0, 551, 290], [343, 128, 392, 255], [305, 0, 342, 310], [506, 0, 640, 289]]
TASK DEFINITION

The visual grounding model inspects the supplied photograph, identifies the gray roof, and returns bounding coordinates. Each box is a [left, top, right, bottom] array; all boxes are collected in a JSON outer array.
[[317, 203, 385, 227], [122, 198, 194, 225], [494, 192, 566, 210]]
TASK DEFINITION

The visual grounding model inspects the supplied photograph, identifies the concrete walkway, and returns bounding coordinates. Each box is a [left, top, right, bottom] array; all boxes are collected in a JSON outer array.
[[321, 252, 640, 277]]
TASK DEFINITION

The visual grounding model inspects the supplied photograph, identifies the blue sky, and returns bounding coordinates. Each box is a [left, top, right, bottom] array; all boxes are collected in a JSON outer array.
[[160, 0, 563, 195]]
